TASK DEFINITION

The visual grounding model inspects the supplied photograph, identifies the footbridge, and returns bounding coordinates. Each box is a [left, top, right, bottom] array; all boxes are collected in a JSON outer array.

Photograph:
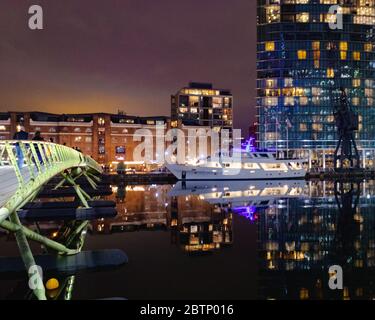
[[0, 140, 104, 300]]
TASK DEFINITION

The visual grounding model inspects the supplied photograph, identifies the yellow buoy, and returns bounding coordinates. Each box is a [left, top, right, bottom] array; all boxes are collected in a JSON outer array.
[[46, 278, 59, 290]]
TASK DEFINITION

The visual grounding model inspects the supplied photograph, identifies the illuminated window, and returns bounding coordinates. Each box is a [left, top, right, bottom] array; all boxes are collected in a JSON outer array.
[[300, 288, 309, 300], [297, 50, 307, 60], [312, 123, 323, 131], [284, 97, 294, 106], [179, 107, 188, 113], [314, 60, 320, 68], [266, 79, 277, 88], [340, 41, 348, 51], [265, 41, 275, 51], [365, 43, 372, 52], [353, 51, 361, 61], [296, 13, 309, 23], [213, 97, 223, 108], [365, 88, 373, 97], [0, 125, 6, 131], [327, 68, 335, 78], [98, 118, 105, 126], [189, 96, 200, 107], [312, 41, 320, 50], [340, 51, 347, 60], [352, 97, 360, 106], [266, 5, 280, 23], [295, 87, 304, 96], [190, 107, 198, 113], [353, 79, 361, 87], [312, 87, 321, 96], [313, 51, 320, 60], [300, 123, 307, 131], [264, 97, 278, 106], [300, 96, 308, 105], [284, 78, 293, 87]]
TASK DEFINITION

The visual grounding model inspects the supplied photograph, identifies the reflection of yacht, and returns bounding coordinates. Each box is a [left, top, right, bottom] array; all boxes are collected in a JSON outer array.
[[167, 152, 307, 180], [169, 180, 307, 209]]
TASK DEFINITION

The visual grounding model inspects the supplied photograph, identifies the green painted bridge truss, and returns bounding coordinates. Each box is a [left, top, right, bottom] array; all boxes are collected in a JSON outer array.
[[0, 141, 103, 300]]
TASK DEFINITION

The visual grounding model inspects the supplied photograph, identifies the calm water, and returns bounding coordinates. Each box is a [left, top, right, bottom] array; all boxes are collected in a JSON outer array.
[[1, 179, 375, 300]]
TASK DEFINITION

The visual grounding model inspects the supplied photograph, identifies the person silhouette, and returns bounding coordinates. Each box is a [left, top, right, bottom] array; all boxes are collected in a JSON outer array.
[[13, 126, 29, 168]]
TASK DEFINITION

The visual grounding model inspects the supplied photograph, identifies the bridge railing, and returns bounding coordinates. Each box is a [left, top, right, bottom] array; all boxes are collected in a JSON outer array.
[[0, 140, 102, 223]]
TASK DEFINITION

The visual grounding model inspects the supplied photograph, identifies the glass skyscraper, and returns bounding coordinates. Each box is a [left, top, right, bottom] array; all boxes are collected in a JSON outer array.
[[257, 0, 375, 151]]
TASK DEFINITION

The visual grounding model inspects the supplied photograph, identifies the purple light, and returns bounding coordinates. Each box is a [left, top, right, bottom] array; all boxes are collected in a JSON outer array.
[[233, 206, 258, 222], [242, 137, 256, 153]]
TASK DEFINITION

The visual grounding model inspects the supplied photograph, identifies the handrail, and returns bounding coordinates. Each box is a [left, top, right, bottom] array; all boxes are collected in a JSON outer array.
[[0, 140, 102, 223]]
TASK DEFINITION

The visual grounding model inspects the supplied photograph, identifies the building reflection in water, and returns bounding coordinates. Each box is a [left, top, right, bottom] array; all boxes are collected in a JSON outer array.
[[258, 180, 375, 300], [91, 179, 375, 299], [91, 184, 233, 254]]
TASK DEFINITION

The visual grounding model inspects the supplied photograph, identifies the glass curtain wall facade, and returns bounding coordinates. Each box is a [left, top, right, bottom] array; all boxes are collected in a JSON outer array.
[[257, 0, 375, 150]]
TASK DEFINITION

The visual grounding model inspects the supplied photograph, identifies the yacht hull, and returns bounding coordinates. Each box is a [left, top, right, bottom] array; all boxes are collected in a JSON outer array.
[[167, 164, 307, 181]]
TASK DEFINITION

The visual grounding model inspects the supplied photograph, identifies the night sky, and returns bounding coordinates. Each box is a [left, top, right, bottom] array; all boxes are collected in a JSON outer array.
[[0, 0, 256, 132]]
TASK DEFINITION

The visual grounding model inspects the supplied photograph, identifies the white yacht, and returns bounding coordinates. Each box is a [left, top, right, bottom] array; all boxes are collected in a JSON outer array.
[[167, 151, 307, 181]]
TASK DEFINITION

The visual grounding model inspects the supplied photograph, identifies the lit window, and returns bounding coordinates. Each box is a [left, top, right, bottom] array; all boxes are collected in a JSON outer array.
[[365, 43, 372, 52], [353, 79, 361, 87], [312, 41, 320, 50], [296, 13, 309, 23], [265, 41, 275, 51], [353, 51, 361, 61], [327, 68, 335, 78], [313, 51, 320, 60], [297, 50, 307, 60], [365, 88, 373, 97], [264, 97, 278, 106], [179, 107, 188, 113], [190, 108, 198, 114], [340, 51, 347, 60], [284, 97, 294, 106], [314, 60, 320, 68], [266, 79, 277, 88], [352, 97, 360, 106], [300, 123, 307, 132], [284, 78, 293, 87], [340, 41, 348, 51], [312, 124, 323, 131], [300, 288, 309, 300], [0, 125, 6, 131], [98, 118, 105, 126], [266, 5, 280, 23], [300, 97, 308, 105]]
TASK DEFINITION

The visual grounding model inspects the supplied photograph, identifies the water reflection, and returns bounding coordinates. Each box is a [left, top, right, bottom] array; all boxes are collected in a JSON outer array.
[[101, 179, 375, 299], [2, 179, 375, 299], [93, 184, 233, 254]]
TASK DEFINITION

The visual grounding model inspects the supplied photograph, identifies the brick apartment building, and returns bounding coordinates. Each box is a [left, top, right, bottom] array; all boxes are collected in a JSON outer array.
[[0, 111, 215, 169]]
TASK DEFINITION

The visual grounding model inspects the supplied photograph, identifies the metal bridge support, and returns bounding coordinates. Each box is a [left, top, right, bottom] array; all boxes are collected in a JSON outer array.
[[0, 141, 102, 300], [8, 211, 47, 300]]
